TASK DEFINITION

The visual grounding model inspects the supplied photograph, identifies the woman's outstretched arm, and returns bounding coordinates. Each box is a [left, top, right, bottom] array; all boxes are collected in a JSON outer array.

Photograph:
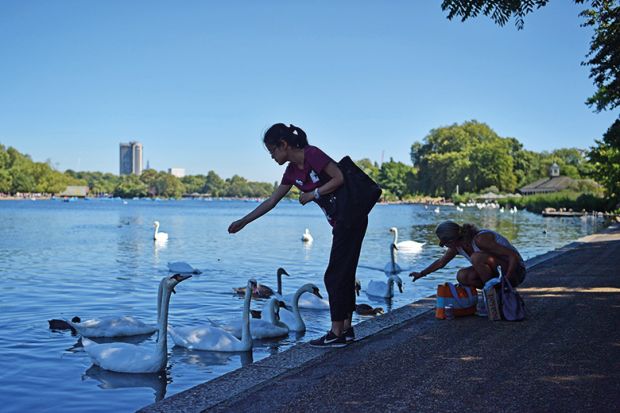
[[228, 184, 292, 233]]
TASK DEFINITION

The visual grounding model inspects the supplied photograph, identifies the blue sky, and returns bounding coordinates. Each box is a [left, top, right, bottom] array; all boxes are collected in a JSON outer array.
[[0, 1, 617, 183]]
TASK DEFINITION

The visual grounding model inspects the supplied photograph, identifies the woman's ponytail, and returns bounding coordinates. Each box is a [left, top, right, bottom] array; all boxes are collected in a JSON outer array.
[[264, 123, 309, 149]]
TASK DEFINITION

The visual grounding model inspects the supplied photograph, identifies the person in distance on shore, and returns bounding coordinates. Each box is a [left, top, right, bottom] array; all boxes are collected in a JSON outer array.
[[409, 220, 526, 288], [228, 123, 368, 348]]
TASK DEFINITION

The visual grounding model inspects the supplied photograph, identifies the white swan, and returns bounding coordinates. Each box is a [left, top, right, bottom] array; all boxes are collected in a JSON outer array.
[[383, 243, 402, 274], [233, 267, 288, 298], [81, 274, 191, 373], [301, 228, 313, 243], [64, 277, 170, 338], [167, 261, 201, 274], [67, 315, 157, 338], [153, 221, 168, 241], [280, 283, 323, 332], [169, 279, 256, 352], [389, 227, 424, 253], [225, 297, 288, 339], [367, 274, 403, 298]]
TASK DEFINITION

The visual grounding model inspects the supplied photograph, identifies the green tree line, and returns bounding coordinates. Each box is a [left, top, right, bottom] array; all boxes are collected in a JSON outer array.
[[439, 0, 620, 207], [0, 122, 604, 202]]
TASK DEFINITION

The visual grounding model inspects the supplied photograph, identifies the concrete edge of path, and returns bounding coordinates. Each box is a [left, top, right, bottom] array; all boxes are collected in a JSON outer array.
[[138, 222, 620, 413]]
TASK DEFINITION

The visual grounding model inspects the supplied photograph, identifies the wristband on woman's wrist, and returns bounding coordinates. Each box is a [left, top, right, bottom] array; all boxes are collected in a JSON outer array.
[[313, 188, 320, 200]]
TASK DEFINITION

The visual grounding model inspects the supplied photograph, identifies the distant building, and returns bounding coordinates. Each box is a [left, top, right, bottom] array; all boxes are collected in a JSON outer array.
[[168, 168, 186, 178], [119, 141, 143, 175], [519, 163, 575, 195]]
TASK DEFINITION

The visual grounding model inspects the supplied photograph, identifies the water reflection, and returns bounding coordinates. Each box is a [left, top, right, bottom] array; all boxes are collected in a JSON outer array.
[[171, 347, 254, 368], [82, 365, 168, 402]]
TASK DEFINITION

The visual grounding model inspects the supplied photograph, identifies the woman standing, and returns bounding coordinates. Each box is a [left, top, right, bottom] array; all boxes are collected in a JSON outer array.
[[228, 123, 370, 347]]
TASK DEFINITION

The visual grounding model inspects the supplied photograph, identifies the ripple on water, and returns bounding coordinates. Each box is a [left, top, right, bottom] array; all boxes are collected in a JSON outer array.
[[0, 199, 607, 413]]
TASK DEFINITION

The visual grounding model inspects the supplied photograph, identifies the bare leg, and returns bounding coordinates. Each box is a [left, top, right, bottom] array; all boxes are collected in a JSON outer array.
[[457, 266, 483, 288], [331, 320, 345, 336]]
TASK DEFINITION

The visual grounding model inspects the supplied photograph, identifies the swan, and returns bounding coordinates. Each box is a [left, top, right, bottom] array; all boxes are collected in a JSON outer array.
[[355, 303, 384, 316], [367, 274, 403, 299], [434, 207, 440, 214], [169, 279, 256, 352], [59, 275, 176, 338], [284, 279, 359, 310], [153, 221, 168, 241], [383, 243, 402, 274], [233, 267, 288, 299], [167, 261, 201, 274], [301, 228, 313, 243], [279, 283, 323, 332], [389, 227, 424, 253], [225, 297, 289, 339], [81, 274, 191, 373]]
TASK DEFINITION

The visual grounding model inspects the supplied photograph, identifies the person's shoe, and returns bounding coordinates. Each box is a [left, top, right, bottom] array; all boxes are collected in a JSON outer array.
[[343, 327, 355, 342], [309, 330, 347, 348]]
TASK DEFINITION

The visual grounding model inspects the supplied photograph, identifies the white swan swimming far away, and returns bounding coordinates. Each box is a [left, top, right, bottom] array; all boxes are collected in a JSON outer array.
[[279, 283, 323, 332], [81, 274, 191, 373], [169, 279, 257, 352], [366, 274, 404, 299], [389, 227, 424, 253], [167, 261, 201, 274], [225, 297, 288, 339], [153, 221, 169, 241], [301, 228, 313, 243], [383, 243, 402, 275], [233, 267, 288, 299]]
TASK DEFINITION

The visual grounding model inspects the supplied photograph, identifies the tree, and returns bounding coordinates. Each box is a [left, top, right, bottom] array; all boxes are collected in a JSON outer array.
[[377, 159, 415, 200], [411, 120, 519, 196], [204, 170, 226, 196], [580, 0, 620, 112], [589, 118, 620, 205]]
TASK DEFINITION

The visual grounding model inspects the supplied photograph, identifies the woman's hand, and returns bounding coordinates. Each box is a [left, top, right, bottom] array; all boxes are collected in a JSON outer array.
[[409, 271, 424, 281], [228, 219, 247, 234], [299, 191, 314, 205]]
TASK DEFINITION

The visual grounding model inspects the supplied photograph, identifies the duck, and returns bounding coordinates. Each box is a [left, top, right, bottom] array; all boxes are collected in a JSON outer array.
[[48, 316, 81, 334], [366, 274, 404, 299], [355, 304, 384, 316], [153, 221, 168, 241], [169, 279, 257, 352], [383, 243, 402, 275], [233, 267, 289, 299], [167, 261, 201, 274], [301, 228, 313, 243], [81, 274, 191, 373], [225, 297, 289, 339], [389, 227, 424, 253], [279, 283, 323, 332]]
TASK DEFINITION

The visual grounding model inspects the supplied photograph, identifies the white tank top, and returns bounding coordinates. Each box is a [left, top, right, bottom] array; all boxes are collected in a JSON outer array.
[[457, 229, 524, 267]]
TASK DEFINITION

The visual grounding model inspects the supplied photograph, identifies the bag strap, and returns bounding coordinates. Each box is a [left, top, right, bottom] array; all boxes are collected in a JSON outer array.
[[447, 283, 473, 307]]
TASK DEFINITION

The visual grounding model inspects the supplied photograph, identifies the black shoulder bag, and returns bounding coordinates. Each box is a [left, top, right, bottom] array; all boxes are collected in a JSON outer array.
[[335, 156, 382, 227]]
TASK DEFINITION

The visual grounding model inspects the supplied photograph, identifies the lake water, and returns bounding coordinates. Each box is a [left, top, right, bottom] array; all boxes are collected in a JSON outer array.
[[0, 199, 606, 412]]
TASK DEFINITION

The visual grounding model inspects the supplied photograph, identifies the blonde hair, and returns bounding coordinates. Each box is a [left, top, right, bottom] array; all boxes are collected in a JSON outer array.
[[435, 221, 479, 244]]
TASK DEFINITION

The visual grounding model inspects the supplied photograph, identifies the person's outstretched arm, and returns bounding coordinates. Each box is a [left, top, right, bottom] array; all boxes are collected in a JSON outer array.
[[228, 184, 292, 233], [409, 248, 457, 281]]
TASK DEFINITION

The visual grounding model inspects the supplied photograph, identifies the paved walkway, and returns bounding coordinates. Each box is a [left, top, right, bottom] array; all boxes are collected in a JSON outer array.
[[140, 224, 620, 413]]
